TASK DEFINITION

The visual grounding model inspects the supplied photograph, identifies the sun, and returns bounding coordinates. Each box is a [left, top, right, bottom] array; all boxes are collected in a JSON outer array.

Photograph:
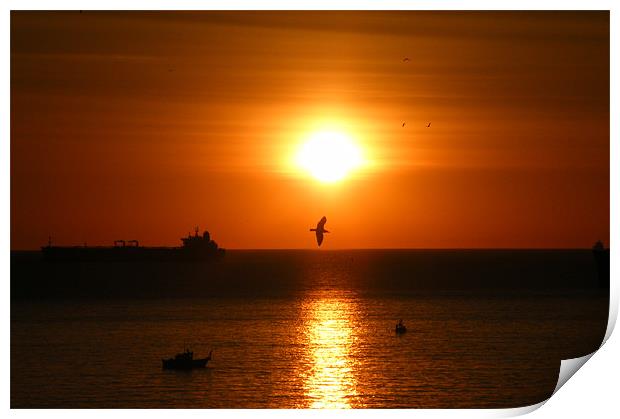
[[295, 131, 364, 183]]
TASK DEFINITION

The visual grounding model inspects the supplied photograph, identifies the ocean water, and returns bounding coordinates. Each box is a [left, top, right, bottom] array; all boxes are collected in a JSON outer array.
[[10, 250, 608, 408]]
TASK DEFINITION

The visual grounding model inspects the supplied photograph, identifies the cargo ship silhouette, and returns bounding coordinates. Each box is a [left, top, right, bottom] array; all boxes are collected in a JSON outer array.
[[42, 227, 224, 262], [592, 240, 610, 289]]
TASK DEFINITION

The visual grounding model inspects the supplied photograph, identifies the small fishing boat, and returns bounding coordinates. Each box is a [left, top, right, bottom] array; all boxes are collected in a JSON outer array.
[[162, 348, 212, 370], [395, 319, 407, 334]]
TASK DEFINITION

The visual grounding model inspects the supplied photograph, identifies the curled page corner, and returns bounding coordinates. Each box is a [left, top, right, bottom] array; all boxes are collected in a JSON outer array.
[[553, 352, 596, 395], [489, 350, 599, 418], [490, 400, 547, 417]]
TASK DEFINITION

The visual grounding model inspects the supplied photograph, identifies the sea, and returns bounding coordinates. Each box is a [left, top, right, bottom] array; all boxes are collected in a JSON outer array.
[[10, 250, 609, 408]]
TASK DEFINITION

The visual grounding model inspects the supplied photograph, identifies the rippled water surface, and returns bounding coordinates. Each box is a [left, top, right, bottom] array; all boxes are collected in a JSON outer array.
[[11, 250, 608, 408]]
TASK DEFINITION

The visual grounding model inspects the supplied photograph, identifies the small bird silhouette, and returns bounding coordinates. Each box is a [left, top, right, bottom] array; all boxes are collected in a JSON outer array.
[[310, 216, 329, 247], [402, 122, 406, 127], [403, 57, 410, 62], [426, 122, 431, 128]]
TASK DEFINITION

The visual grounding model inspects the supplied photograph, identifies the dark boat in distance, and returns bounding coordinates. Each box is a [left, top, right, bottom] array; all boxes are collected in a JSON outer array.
[[42, 227, 225, 262], [162, 348, 213, 370], [593, 240, 610, 289]]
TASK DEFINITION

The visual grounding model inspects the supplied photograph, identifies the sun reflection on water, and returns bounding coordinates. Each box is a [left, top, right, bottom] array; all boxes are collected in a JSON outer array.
[[302, 294, 360, 408]]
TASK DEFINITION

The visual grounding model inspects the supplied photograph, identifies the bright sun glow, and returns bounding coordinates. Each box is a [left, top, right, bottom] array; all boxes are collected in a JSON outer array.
[[295, 131, 364, 183]]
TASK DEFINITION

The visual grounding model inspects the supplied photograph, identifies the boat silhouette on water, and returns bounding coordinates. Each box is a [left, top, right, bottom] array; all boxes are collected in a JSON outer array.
[[593, 240, 610, 289], [162, 348, 213, 370], [42, 227, 224, 262], [395, 319, 407, 334]]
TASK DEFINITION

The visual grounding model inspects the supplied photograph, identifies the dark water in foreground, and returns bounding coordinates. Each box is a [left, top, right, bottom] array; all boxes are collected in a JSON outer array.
[[11, 250, 608, 408]]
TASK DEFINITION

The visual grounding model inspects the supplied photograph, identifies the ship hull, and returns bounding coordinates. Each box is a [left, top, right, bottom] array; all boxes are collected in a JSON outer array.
[[593, 248, 610, 289], [41, 246, 225, 262], [162, 358, 210, 370]]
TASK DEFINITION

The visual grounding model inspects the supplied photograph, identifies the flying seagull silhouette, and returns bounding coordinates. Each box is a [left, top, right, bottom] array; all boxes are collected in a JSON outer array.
[[310, 216, 329, 247], [402, 122, 406, 127], [403, 57, 410, 62], [426, 122, 431, 128]]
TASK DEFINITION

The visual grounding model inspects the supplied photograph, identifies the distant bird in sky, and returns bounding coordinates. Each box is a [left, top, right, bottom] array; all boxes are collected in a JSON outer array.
[[310, 216, 329, 247], [426, 122, 431, 128], [403, 57, 410, 62], [402, 122, 406, 127]]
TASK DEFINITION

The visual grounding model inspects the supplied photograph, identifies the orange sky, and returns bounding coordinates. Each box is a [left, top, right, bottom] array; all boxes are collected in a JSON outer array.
[[11, 11, 609, 249]]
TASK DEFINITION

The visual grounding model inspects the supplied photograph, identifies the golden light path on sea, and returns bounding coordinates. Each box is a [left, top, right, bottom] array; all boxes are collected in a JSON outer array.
[[302, 295, 361, 408]]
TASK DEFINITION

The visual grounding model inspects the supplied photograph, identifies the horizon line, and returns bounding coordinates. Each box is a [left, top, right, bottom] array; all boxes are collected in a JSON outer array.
[[10, 246, 606, 252]]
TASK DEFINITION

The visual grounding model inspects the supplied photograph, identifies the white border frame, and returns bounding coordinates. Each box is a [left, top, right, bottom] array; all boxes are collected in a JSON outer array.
[[3, 2, 617, 418]]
